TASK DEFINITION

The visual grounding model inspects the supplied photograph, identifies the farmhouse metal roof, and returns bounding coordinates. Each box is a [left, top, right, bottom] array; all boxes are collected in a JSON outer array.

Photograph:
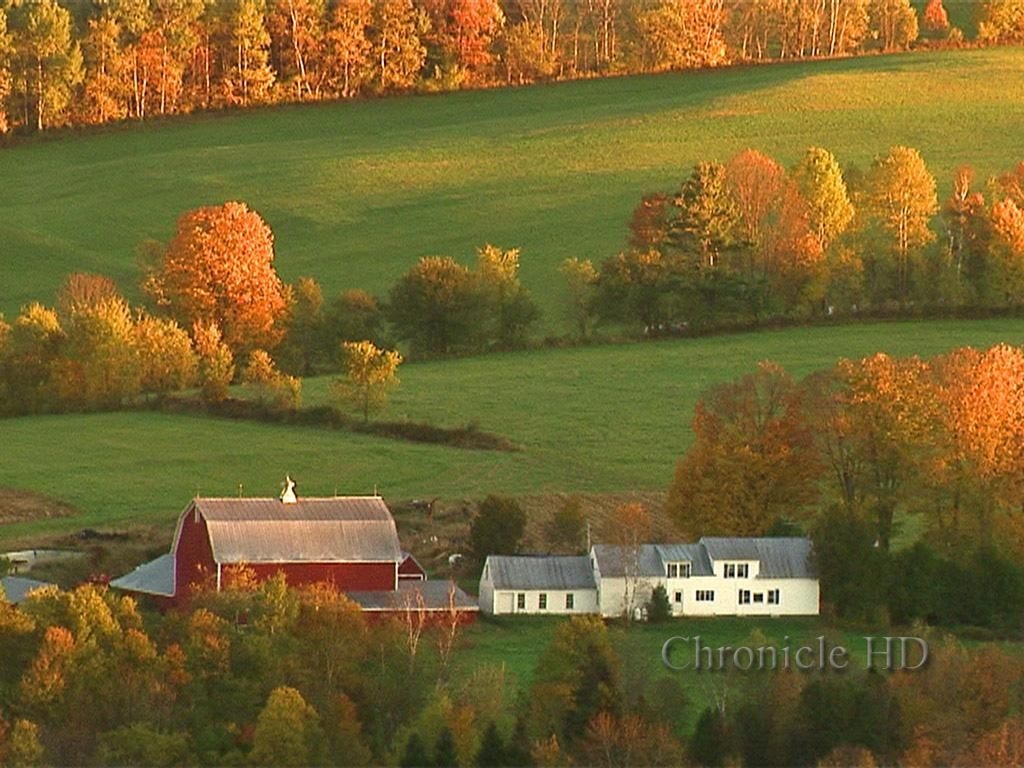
[[0, 575, 55, 604], [109, 554, 175, 597], [175, 497, 403, 564], [700, 537, 815, 579], [591, 545, 666, 578], [592, 538, 815, 580], [485, 555, 597, 590], [346, 580, 479, 612], [654, 544, 714, 576]]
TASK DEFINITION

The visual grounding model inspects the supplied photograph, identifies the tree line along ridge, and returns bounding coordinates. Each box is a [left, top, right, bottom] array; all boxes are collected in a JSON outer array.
[[0, 0, 1017, 135]]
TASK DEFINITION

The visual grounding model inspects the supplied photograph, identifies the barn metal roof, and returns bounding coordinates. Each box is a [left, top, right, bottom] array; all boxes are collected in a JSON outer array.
[[109, 554, 175, 597], [346, 580, 479, 611], [0, 576, 55, 604], [174, 497, 403, 564], [484, 555, 596, 590], [700, 537, 815, 579]]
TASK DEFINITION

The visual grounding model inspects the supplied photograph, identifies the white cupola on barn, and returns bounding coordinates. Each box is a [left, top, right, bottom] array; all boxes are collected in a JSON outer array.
[[280, 475, 297, 504]]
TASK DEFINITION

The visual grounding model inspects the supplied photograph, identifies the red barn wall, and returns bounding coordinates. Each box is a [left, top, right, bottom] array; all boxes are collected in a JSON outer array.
[[238, 562, 397, 592], [174, 507, 217, 599], [399, 556, 426, 580]]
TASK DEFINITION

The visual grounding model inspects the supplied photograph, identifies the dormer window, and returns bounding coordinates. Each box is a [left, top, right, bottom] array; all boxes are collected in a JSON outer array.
[[724, 563, 750, 579], [666, 562, 691, 578]]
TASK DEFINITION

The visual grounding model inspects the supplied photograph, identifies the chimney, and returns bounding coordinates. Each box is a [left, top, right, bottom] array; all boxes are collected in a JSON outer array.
[[280, 475, 298, 504]]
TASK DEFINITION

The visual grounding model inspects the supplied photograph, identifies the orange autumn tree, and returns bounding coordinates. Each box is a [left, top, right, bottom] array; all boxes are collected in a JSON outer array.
[[144, 201, 288, 355], [667, 361, 820, 540], [931, 344, 1024, 550], [831, 352, 936, 549]]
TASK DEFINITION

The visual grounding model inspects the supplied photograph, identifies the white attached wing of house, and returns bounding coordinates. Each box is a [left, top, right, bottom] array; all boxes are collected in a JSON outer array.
[[479, 555, 598, 615]]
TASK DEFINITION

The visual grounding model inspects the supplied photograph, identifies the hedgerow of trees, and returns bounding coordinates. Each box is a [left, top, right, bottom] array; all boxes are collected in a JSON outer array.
[[0, 0, 1019, 137], [6, 146, 1024, 419], [586, 147, 1024, 334]]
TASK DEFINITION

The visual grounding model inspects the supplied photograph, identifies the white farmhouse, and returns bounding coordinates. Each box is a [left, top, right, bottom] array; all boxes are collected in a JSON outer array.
[[479, 537, 818, 618], [478, 555, 598, 615]]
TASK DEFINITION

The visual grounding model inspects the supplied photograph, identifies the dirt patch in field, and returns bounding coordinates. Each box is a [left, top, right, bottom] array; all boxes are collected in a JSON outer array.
[[0, 488, 78, 524]]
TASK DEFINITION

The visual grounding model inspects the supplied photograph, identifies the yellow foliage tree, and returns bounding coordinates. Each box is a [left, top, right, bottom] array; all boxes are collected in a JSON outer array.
[[334, 340, 402, 422]]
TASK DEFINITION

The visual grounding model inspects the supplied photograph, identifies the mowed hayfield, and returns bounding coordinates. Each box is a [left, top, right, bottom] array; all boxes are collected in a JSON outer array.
[[3, 47, 1024, 329], [2, 318, 1022, 546]]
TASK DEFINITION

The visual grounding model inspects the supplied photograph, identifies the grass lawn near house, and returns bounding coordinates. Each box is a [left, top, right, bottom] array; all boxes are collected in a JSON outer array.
[[3, 48, 1024, 333]]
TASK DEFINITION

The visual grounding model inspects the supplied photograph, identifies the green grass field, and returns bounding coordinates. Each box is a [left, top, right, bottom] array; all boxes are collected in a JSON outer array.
[[1, 318, 1022, 546], [4, 48, 1024, 330]]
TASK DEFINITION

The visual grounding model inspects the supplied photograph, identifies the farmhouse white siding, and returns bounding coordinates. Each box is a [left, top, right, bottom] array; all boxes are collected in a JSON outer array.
[[480, 538, 819, 619]]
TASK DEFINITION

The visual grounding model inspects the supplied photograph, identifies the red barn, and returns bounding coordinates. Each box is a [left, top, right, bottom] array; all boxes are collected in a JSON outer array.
[[112, 486, 475, 619]]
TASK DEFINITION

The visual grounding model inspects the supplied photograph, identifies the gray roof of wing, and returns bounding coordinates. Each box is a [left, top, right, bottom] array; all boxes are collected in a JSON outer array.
[[175, 497, 402, 564], [0, 576, 55, 604], [110, 554, 175, 597], [346, 580, 479, 611], [485, 555, 596, 590], [591, 545, 666, 578], [700, 537, 815, 579]]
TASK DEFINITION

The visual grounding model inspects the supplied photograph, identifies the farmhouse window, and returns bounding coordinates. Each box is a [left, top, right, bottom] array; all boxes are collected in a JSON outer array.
[[737, 563, 749, 578], [674, 592, 683, 603], [696, 590, 714, 602], [753, 593, 764, 603], [739, 590, 751, 605], [539, 593, 547, 610], [725, 564, 735, 578], [517, 593, 525, 610], [566, 593, 574, 610], [768, 589, 780, 605], [667, 563, 678, 578]]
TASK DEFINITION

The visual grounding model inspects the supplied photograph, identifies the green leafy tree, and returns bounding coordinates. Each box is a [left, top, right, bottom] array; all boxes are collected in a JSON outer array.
[[400, 732, 430, 768], [667, 161, 740, 270], [559, 257, 598, 339], [545, 496, 588, 554], [333, 340, 402, 421], [475, 243, 538, 348], [646, 584, 671, 623], [386, 256, 485, 356], [470, 495, 526, 562], [475, 721, 506, 767], [433, 726, 458, 768], [528, 616, 620, 746], [251, 686, 326, 767], [95, 724, 190, 767]]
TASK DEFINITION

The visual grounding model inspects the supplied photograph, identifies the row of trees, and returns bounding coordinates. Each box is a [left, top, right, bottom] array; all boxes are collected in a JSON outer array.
[[0, 0, 1012, 135], [667, 344, 1024, 561], [2, 578, 1023, 766], [581, 147, 1024, 334]]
